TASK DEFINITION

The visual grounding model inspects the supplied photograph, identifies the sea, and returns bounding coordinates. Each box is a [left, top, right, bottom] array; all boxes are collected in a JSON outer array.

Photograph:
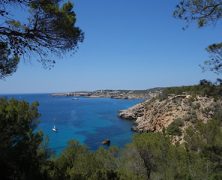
[[0, 94, 142, 154]]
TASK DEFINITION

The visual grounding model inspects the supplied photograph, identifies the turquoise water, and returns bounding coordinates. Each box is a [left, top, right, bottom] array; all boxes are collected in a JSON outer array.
[[0, 94, 142, 153]]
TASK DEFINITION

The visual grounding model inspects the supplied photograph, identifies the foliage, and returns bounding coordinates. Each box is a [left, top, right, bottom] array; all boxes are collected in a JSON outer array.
[[184, 113, 222, 178], [0, 0, 84, 78], [174, 0, 222, 74], [49, 141, 120, 180], [159, 79, 222, 100], [167, 118, 184, 136], [0, 98, 50, 179], [130, 132, 209, 179], [0, 42, 19, 78], [174, 0, 222, 28]]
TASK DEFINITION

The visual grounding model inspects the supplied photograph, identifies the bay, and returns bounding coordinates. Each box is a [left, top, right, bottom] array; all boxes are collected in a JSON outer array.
[[0, 94, 142, 154]]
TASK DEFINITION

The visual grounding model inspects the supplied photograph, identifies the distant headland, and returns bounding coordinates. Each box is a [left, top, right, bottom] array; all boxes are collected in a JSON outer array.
[[51, 88, 163, 100]]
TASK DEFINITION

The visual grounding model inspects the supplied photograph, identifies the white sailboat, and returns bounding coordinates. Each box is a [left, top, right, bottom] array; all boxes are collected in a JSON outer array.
[[52, 125, 57, 132], [52, 118, 58, 132]]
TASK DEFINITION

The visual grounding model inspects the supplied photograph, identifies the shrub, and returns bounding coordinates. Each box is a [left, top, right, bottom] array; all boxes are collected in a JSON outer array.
[[167, 118, 184, 136]]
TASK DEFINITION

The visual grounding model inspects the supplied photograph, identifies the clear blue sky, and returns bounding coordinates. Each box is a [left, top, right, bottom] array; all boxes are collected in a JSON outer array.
[[0, 0, 220, 94]]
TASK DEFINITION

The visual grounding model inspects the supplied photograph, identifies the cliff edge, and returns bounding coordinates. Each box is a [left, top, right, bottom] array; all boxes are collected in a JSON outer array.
[[119, 93, 222, 142]]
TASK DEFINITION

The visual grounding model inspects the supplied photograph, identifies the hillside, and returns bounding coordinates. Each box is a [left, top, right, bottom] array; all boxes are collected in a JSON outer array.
[[119, 84, 222, 143]]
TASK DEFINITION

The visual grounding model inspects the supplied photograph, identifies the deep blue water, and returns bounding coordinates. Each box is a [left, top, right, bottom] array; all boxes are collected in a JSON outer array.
[[0, 94, 142, 154]]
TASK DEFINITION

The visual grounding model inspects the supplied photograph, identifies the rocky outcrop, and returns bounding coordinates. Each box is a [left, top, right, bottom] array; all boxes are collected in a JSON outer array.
[[119, 94, 222, 141], [102, 139, 111, 146], [119, 103, 145, 120]]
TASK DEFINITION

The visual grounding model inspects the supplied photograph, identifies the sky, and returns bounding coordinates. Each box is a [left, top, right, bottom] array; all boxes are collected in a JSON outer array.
[[0, 0, 221, 94]]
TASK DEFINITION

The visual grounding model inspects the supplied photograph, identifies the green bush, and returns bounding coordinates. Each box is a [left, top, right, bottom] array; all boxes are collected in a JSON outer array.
[[166, 118, 184, 136]]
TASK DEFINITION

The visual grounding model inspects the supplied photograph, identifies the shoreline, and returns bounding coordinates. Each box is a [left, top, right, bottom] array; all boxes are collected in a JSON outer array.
[[51, 88, 163, 100]]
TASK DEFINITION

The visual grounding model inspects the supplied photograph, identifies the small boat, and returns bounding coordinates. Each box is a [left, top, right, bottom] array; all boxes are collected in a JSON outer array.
[[52, 125, 57, 132], [72, 97, 79, 100]]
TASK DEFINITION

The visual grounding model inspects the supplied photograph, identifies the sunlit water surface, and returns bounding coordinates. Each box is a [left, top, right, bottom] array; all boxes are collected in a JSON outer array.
[[1, 94, 142, 154]]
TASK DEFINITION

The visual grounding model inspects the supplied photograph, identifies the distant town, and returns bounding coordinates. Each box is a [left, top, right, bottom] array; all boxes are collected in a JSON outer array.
[[51, 88, 163, 99]]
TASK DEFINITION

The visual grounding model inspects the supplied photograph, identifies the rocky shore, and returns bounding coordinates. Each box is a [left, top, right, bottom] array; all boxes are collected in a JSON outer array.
[[119, 102, 145, 120], [118, 93, 222, 142]]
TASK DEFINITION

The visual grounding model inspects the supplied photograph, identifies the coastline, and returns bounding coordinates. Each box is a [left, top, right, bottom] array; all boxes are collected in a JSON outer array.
[[51, 88, 163, 100]]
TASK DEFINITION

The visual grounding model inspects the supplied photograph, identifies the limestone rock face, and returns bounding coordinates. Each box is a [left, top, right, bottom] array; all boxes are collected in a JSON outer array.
[[119, 103, 145, 120], [119, 94, 222, 141]]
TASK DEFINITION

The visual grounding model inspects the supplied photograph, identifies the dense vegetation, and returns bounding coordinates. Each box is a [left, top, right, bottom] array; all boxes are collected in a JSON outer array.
[[0, 99, 50, 179], [166, 118, 184, 136], [159, 79, 222, 100], [1, 97, 222, 180]]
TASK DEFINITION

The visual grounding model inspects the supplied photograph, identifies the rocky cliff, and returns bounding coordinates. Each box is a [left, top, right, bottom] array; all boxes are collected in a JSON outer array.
[[119, 94, 222, 142]]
